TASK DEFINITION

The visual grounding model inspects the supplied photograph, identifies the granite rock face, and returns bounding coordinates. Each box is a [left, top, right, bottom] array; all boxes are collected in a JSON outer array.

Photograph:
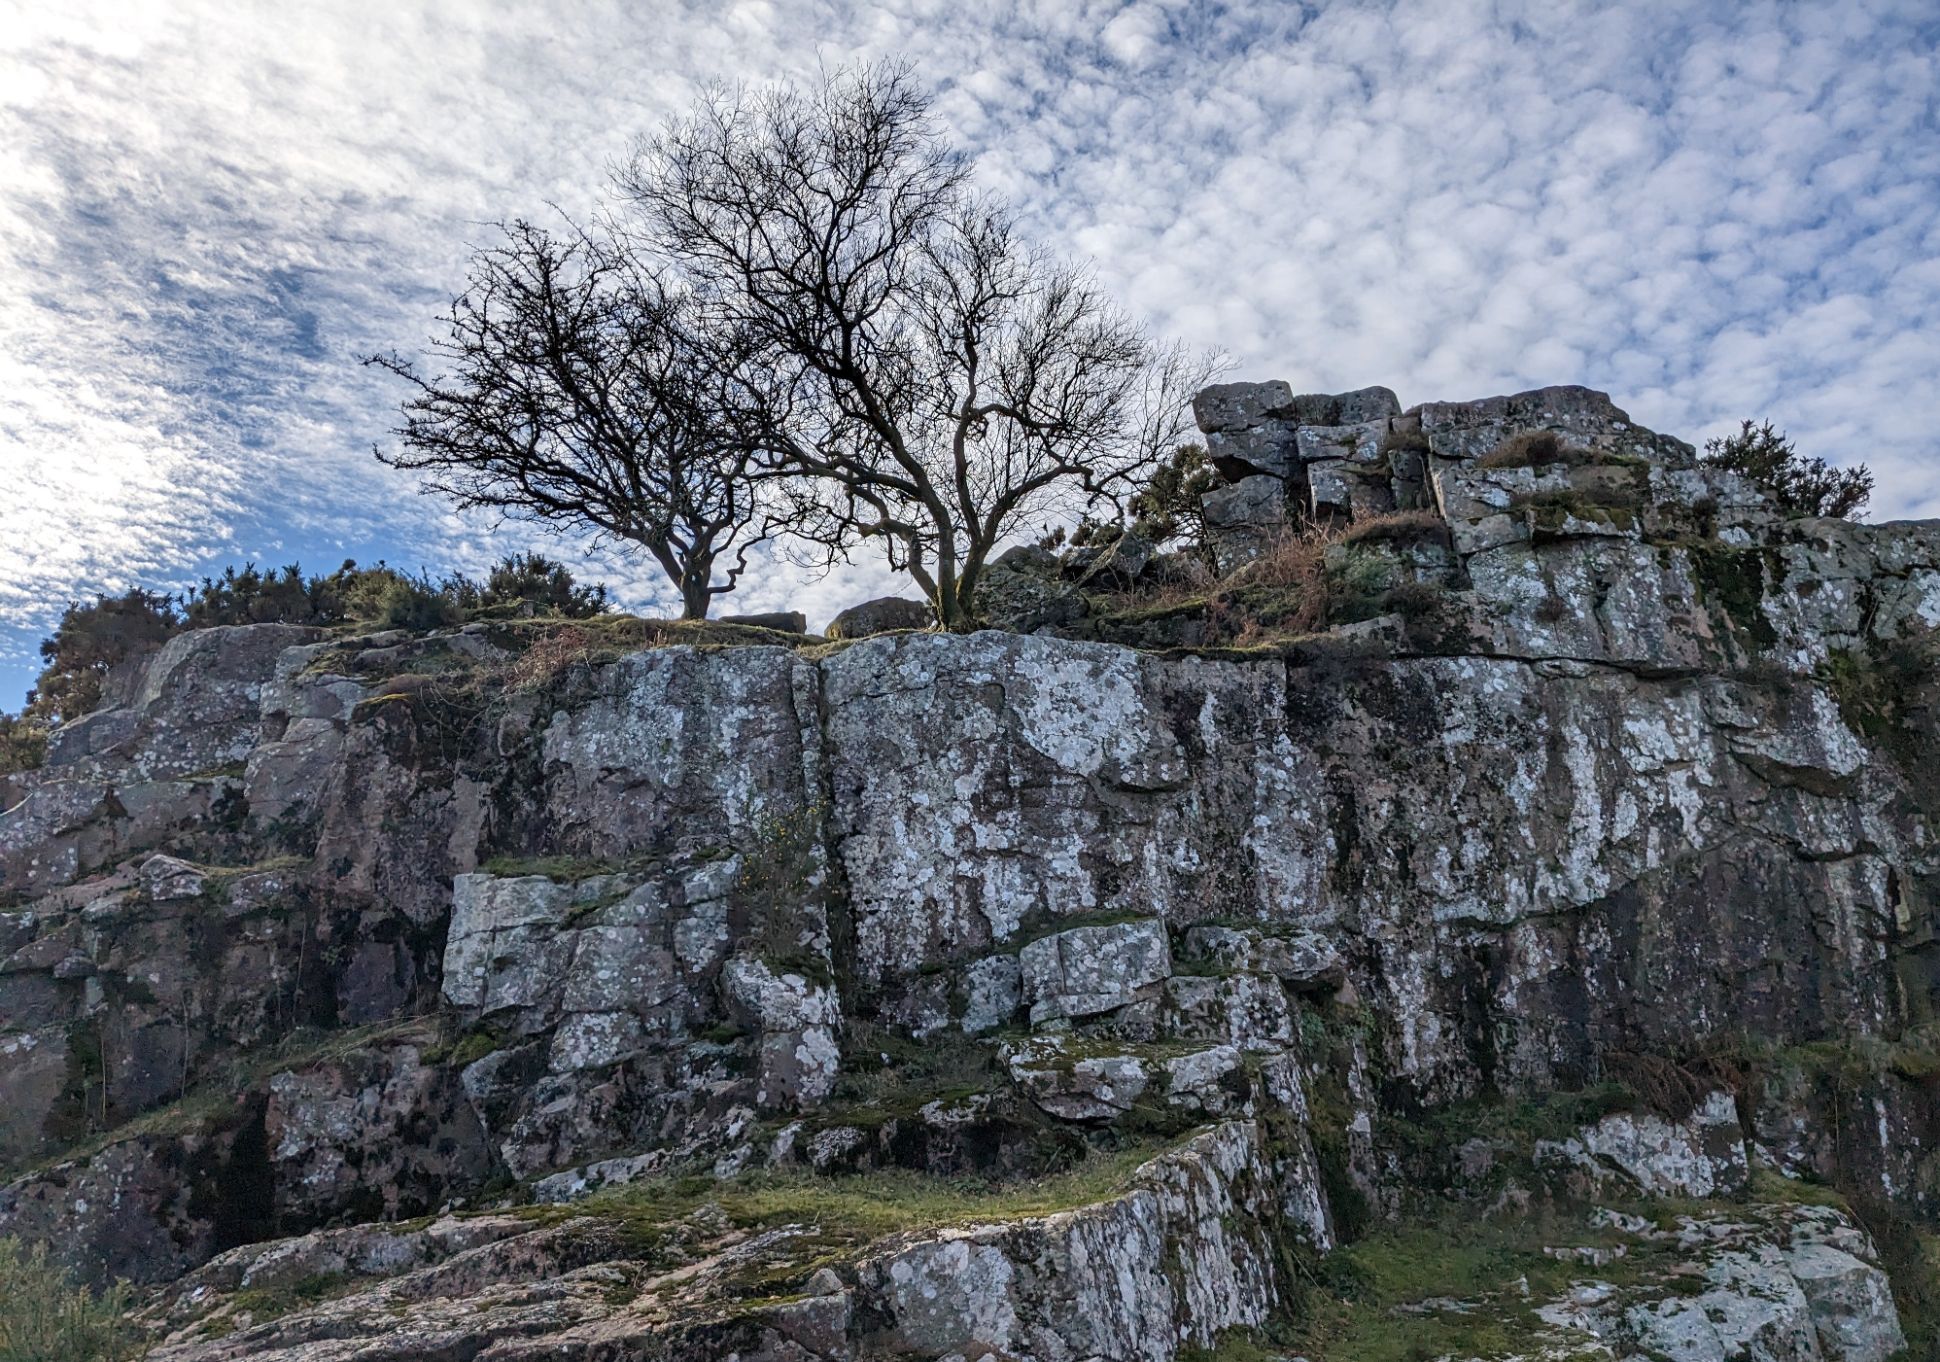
[[0, 380, 1932, 1358]]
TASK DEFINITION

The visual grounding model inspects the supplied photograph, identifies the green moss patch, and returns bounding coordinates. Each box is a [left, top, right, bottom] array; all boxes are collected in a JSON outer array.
[[549, 1138, 1185, 1302], [1510, 487, 1641, 535], [1689, 543, 1779, 649]]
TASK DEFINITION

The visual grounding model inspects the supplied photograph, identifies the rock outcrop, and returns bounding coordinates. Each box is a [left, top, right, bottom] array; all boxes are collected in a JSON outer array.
[[1, 382, 1933, 1358]]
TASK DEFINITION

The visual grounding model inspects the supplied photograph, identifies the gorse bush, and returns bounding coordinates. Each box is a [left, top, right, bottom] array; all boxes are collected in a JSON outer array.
[[443, 552, 608, 620], [24, 589, 178, 726], [1128, 443, 1221, 562], [0, 715, 47, 780], [1703, 419, 1871, 520], [0, 1236, 144, 1362]]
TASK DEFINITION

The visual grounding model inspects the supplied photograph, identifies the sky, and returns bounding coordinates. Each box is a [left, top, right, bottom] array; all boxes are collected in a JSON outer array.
[[1, 0, 1936, 706]]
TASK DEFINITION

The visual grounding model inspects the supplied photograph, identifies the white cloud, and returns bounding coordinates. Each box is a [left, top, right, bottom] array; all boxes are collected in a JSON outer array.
[[0, 0, 1936, 693]]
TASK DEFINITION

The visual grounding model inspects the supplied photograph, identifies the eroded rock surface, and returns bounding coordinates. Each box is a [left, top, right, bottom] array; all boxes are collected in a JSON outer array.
[[0, 381, 1933, 1357]]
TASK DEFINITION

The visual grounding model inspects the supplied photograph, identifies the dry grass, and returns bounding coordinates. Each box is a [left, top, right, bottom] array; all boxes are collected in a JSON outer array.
[[1082, 512, 1455, 649], [1478, 430, 1587, 469], [1337, 508, 1450, 549], [504, 623, 598, 690], [1218, 529, 1343, 642]]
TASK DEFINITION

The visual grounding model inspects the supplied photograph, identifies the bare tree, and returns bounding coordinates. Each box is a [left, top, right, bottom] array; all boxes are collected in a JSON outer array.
[[618, 63, 1214, 629], [369, 219, 768, 620]]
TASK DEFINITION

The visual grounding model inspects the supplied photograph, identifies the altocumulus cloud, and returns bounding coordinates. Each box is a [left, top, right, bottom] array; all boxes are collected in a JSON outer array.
[[0, 0, 1936, 697]]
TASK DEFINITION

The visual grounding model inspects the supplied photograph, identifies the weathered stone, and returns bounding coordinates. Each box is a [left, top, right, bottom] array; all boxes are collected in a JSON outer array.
[[1415, 384, 1692, 466], [826, 595, 933, 639], [1075, 530, 1155, 587], [1004, 1035, 1149, 1120], [974, 564, 1087, 633], [1539, 1090, 1748, 1198], [856, 1122, 1289, 1359], [994, 543, 1062, 573], [722, 954, 842, 1109], [960, 954, 1022, 1033], [1160, 972, 1295, 1051], [1201, 473, 1288, 573], [1206, 423, 1299, 479], [1, 377, 1938, 1352], [1191, 379, 1294, 433], [1282, 385, 1402, 427], [1019, 918, 1171, 1023]]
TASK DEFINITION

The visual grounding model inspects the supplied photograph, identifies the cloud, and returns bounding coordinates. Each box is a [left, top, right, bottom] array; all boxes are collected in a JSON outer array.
[[0, 0, 1936, 697]]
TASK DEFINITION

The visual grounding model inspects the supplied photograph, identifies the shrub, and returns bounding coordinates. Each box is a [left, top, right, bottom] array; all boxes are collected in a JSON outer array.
[[367, 575, 465, 632], [471, 553, 607, 618], [1128, 443, 1221, 563], [504, 624, 598, 691], [0, 713, 48, 778], [0, 1236, 144, 1361], [1225, 532, 1337, 639], [1703, 419, 1871, 519], [438, 553, 607, 620], [25, 589, 180, 725], [180, 563, 323, 628]]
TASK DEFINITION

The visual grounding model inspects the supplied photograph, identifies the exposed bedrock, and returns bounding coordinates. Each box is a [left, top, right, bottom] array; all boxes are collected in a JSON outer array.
[[0, 383, 1934, 1358]]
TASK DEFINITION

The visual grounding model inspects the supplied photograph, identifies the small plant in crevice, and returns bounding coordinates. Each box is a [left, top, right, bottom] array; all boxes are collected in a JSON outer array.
[[1477, 430, 1621, 470], [735, 802, 833, 985], [1820, 630, 1939, 774]]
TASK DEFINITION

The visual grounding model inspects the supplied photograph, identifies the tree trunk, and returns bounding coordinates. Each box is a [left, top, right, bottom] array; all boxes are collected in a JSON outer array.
[[680, 565, 712, 620]]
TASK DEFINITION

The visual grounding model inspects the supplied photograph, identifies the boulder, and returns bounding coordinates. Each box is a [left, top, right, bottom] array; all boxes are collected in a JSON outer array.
[[1075, 530, 1156, 587], [1191, 380, 1294, 433], [974, 565, 1087, 634], [826, 596, 933, 639], [1280, 385, 1401, 427], [993, 543, 1063, 573], [1004, 1036, 1149, 1121], [1019, 917, 1171, 1023], [1200, 474, 1288, 574], [1207, 424, 1299, 480], [1539, 1089, 1748, 1198]]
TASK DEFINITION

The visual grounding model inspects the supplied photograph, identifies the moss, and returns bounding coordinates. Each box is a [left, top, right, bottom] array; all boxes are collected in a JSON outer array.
[[477, 853, 638, 882], [1510, 486, 1641, 535], [1278, 1209, 1581, 1360], [1689, 543, 1779, 649], [1176, 1328, 1284, 1362], [1747, 1167, 1848, 1209], [425, 1025, 504, 1069], [1383, 1082, 1640, 1167], [226, 1270, 352, 1323], [562, 1138, 1184, 1296], [826, 1021, 1006, 1130], [1276, 1197, 1747, 1362], [487, 613, 823, 662]]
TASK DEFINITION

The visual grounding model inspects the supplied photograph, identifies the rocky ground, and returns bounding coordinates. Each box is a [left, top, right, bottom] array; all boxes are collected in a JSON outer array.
[[2, 383, 1937, 1359]]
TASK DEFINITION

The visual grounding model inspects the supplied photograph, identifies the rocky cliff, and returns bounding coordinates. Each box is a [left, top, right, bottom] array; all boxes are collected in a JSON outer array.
[[1, 384, 1935, 1360]]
